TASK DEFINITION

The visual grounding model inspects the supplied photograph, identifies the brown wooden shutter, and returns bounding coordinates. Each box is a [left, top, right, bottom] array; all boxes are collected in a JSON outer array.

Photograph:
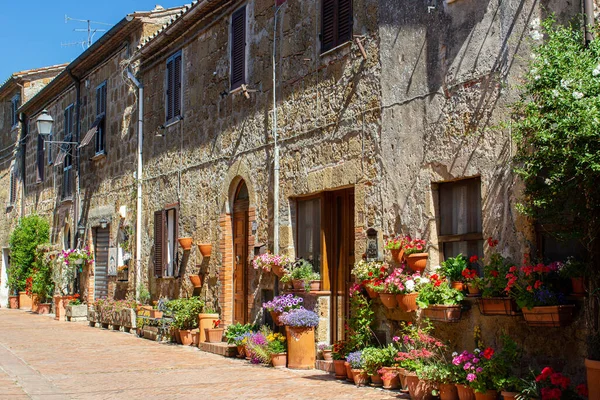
[[166, 59, 174, 121], [36, 134, 44, 182], [174, 54, 182, 118], [173, 205, 180, 277], [9, 169, 17, 205], [231, 6, 246, 89], [154, 210, 165, 277], [321, 0, 336, 52], [337, 0, 353, 44]]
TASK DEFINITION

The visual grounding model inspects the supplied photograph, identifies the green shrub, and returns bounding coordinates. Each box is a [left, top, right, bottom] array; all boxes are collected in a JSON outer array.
[[8, 215, 49, 294]]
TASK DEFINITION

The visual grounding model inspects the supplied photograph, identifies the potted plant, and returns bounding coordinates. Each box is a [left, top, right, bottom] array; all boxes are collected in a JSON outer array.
[[462, 265, 483, 296], [225, 322, 255, 357], [385, 235, 408, 264], [559, 257, 588, 296], [262, 294, 303, 326], [252, 251, 294, 278], [402, 236, 428, 273], [417, 361, 458, 400], [198, 307, 219, 342], [352, 259, 388, 298], [285, 259, 320, 292], [505, 261, 575, 327], [347, 350, 369, 387], [476, 250, 520, 316], [267, 331, 287, 367], [65, 297, 87, 321], [31, 246, 54, 314], [204, 319, 224, 343], [279, 308, 319, 369], [529, 367, 588, 400], [362, 347, 389, 387], [167, 297, 205, 345], [332, 340, 349, 379], [317, 342, 333, 361], [417, 274, 465, 322], [440, 254, 469, 291]]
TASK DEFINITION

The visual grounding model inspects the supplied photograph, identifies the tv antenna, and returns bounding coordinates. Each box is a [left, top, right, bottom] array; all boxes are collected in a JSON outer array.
[[61, 15, 112, 50]]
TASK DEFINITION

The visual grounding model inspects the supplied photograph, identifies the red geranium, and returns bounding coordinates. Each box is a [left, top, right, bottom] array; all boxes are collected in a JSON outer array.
[[482, 347, 494, 360], [469, 255, 479, 263], [487, 237, 499, 247]]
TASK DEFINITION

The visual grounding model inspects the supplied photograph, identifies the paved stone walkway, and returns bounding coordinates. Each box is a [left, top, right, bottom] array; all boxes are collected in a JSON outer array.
[[0, 309, 402, 399]]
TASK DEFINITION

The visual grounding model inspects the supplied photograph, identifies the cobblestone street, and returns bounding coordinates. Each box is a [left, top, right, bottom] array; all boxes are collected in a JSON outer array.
[[0, 309, 401, 400]]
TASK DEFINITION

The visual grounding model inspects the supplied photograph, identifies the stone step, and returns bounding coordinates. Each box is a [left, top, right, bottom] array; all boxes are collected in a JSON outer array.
[[316, 360, 334, 373], [198, 341, 238, 357]]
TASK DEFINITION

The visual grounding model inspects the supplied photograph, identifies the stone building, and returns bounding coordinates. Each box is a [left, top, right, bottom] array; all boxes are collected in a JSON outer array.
[[16, 5, 185, 302], [0, 64, 66, 305]]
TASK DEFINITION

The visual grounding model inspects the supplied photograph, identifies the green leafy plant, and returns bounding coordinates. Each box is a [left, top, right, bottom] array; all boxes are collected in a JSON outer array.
[[8, 215, 50, 294], [225, 322, 255, 344], [478, 251, 515, 298], [166, 297, 205, 330], [137, 283, 151, 305], [347, 287, 375, 350], [362, 347, 393, 376], [416, 274, 464, 308], [440, 254, 468, 282]]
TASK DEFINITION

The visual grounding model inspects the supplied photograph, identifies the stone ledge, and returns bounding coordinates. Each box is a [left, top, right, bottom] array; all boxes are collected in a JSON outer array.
[[198, 341, 238, 357], [316, 360, 334, 373]]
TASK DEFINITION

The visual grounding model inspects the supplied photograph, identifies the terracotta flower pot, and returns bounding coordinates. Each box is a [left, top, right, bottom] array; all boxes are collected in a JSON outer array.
[[204, 327, 224, 343], [396, 292, 419, 312], [271, 264, 285, 278], [456, 384, 476, 400], [19, 292, 32, 309], [198, 313, 219, 342], [352, 369, 369, 387], [197, 243, 212, 257], [370, 373, 383, 387], [522, 305, 575, 327], [397, 368, 408, 390], [191, 330, 199, 346], [421, 305, 462, 322], [8, 296, 19, 309], [474, 390, 498, 400], [179, 329, 194, 345], [177, 237, 193, 251], [292, 279, 305, 291], [322, 349, 333, 361], [36, 303, 51, 315], [571, 277, 586, 295], [467, 285, 481, 296], [285, 326, 315, 370], [309, 280, 321, 291], [501, 391, 518, 400], [172, 328, 182, 344], [451, 281, 465, 291], [189, 275, 203, 288], [344, 361, 355, 382], [31, 294, 40, 313], [380, 293, 398, 308], [478, 297, 520, 316], [406, 253, 428, 273], [585, 358, 600, 400], [382, 375, 400, 389], [271, 353, 287, 368], [406, 374, 436, 400], [236, 345, 245, 358], [270, 310, 284, 326], [390, 248, 404, 264], [364, 283, 378, 299], [333, 359, 347, 379], [440, 383, 459, 400]]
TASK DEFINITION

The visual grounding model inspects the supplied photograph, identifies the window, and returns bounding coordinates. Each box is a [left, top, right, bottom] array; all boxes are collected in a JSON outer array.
[[154, 205, 179, 277], [10, 94, 20, 128], [296, 197, 322, 273], [230, 6, 246, 89], [36, 134, 44, 183], [437, 178, 483, 260], [95, 83, 106, 154], [8, 164, 17, 207], [62, 145, 73, 199], [321, 0, 353, 53], [165, 52, 182, 123]]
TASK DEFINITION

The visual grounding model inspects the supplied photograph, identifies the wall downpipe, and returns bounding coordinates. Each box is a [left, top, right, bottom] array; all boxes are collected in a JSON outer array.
[[273, 5, 283, 257], [67, 69, 81, 249], [584, 0, 595, 46], [127, 68, 143, 301]]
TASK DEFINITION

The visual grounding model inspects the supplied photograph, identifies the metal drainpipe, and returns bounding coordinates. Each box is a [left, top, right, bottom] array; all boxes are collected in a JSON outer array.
[[584, 0, 595, 46], [67, 69, 81, 249], [127, 69, 143, 301], [273, 5, 283, 257], [18, 113, 27, 218]]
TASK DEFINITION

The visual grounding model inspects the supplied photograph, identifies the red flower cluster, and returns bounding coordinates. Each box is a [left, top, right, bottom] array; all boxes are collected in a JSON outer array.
[[487, 237, 499, 247], [535, 367, 586, 400], [462, 268, 478, 281], [25, 276, 34, 296], [469, 255, 479, 263], [482, 347, 494, 360], [212, 319, 221, 328], [430, 274, 443, 287]]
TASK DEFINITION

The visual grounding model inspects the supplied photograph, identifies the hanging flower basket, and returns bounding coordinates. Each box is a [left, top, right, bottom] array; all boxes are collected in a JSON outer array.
[[396, 292, 419, 312], [421, 304, 462, 322], [521, 305, 575, 327], [380, 293, 398, 309], [478, 297, 520, 316], [406, 253, 428, 273]]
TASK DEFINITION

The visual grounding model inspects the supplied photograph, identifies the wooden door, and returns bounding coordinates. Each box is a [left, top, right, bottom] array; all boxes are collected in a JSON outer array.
[[233, 181, 249, 324], [325, 188, 355, 343]]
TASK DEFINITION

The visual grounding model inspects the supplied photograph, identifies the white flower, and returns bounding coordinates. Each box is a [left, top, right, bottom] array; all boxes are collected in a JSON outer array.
[[474, 348, 481, 353], [552, 89, 560, 98], [530, 17, 541, 29], [452, 352, 458, 357], [560, 79, 571, 89], [531, 68, 538, 75], [534, 75, 541, 81], [530, 30, 543, 41], [572, 91, 584, 99], [593, 68, 600, 77], [405, 280, 415, 291], [544, 178, 553, 185]]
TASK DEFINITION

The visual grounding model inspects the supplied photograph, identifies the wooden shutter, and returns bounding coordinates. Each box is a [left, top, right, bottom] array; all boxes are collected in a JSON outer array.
[[231, 6, 246, 89], [154, 210, 165, 277], [36, 135, 44, 182], [174, 54, 182, 118], [9, 168, 16, 205], [337, 0, 353, 45], [321, 0, 336, 52], [166, 59, 174, 121], [172, 205, 180, 277]]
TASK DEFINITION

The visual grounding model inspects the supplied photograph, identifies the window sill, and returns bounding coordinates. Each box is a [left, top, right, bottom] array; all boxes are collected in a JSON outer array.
[[91, 152, 106, 161], [164, 116, 182, 129], [320, 40, 352, 58], [157, 276, 179, 280], [229, 85, 245, 95], [61, 197, 73, 205]]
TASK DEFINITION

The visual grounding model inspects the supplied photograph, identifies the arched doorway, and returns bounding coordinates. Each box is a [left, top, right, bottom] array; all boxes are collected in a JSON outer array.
[[233, 181, 249, 323]]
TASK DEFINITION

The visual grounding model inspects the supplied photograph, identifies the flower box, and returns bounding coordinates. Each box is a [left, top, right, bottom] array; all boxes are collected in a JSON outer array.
[[421, 304, 462, 322], [66, 304, 88, 322], [521, 305, 575, 327], [478, 297, 520, 316]]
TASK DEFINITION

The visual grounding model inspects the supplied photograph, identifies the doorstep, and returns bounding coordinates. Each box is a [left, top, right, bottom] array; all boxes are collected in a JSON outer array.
[[316, 360, 334, 373], [198, 342, 238, 357]]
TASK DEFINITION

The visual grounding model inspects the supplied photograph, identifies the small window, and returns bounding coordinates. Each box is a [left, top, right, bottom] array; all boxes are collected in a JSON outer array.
[[321, 0, 353, 53], [95, 83, 107, 154], [62, 145, 73, 200], [437, 178, 483, 260], [165, 51, 182, 123], [230, 6, 246, 90], [10, 94, 20, 128], [296, 197, 322, 274], [8, 164, 17, 207], [154, 205, 179, 277]]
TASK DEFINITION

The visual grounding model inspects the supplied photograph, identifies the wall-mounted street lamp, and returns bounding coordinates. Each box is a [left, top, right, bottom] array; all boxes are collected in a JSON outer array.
[[99, 217, 108, 229], [36, 110, 78, 146], [77, 221, 86, 237]]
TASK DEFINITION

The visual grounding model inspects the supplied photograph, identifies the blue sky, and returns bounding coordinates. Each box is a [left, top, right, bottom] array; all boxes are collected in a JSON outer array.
[[0, 1, 187, 81]]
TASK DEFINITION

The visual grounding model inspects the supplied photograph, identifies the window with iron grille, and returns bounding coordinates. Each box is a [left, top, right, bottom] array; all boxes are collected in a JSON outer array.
[[95, 82, 107, 154], [154, 204, 179, 277], [10, 94, 20, 128], [230, 6, 246, 90], [437, 178, 483, 261], [165, 51, 182, 123], [321, 0, 353, 53]]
